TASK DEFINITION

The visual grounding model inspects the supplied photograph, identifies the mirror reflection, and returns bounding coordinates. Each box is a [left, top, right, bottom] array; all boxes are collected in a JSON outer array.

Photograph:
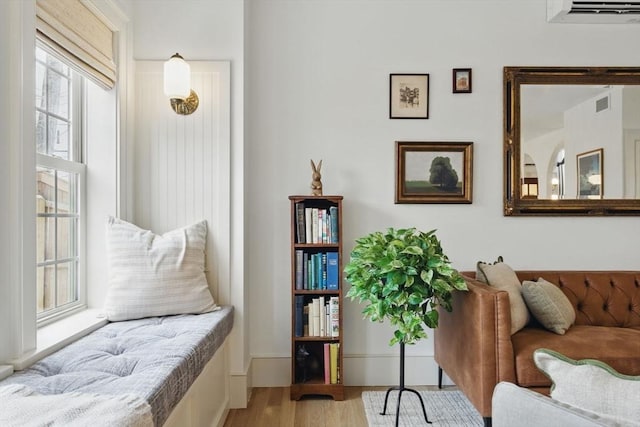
[[521, 84, 640, 200], [503, 66, 640, 216]]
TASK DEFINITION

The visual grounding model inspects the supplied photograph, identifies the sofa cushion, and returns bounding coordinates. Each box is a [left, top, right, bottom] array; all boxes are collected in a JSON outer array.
[[477, 257, 530, 334], [534, 348, 640, 426], [512, 325, 640, 387], [522, 278, 575, 335]]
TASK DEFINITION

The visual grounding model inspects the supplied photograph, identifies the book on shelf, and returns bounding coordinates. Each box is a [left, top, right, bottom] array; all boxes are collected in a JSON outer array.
[[319, 296, 326, 337], [329, 296, 339, 337], [329, 343, 339, 384], [303, 304, 309, 336], [311, 298, 320, 337], [303, 252, 308, 289], [304, 208, 312, 244], [294, 295, 304, 337], [295, 202, 306, 244], [295, 250, 304, 290], [326, 252, 339, 290], [311, 208, 319, 243], [329, 206, 338, 243], [324, 343, 330, 384]]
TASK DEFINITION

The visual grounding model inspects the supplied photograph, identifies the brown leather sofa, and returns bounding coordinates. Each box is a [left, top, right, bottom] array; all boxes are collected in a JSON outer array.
[[434, 271, 640, 427]]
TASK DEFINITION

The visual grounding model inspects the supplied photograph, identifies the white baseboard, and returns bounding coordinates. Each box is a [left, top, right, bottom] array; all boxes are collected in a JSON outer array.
[[251, 355, 290, 387], [229, 359, 253, 408], [250, 354, 454, 387]]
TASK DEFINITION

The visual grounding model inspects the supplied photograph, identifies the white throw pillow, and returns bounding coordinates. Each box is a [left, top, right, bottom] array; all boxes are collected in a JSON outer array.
[[534, 348, 640, 426], [476, 257, 530, 334], [104, 217, 217, 321]]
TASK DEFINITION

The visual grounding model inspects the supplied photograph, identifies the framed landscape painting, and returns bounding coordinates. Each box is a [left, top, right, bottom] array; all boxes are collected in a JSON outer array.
[[395, 141, 473, 204], [389, 74, 429, 119], [577, 148, 603, 199]]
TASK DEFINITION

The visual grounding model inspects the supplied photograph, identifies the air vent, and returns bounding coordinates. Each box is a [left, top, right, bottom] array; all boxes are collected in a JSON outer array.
[[548, 0, 640, 23], [596, 95, 610, 112]]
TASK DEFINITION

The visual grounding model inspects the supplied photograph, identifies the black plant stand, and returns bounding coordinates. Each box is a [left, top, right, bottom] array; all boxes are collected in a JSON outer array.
[[380, 342, 432, 427]]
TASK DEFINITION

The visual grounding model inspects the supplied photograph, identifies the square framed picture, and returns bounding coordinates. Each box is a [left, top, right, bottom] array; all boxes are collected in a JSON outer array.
[[452, 68, 472, 93], [395, 141, 473, 204], [389, 74, 429, 119], [577, 148, 603, 199]]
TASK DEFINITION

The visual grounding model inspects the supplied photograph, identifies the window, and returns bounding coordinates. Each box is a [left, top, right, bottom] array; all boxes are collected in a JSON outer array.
[[35, 45, 86, 322]]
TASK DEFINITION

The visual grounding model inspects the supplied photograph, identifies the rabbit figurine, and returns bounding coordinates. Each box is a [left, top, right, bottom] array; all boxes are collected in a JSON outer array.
[[310, 159, 323, 196]]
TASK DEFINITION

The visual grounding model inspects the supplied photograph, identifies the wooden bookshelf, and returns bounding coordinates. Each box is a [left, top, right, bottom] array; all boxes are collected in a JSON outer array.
[[288, 195, 344, 401]]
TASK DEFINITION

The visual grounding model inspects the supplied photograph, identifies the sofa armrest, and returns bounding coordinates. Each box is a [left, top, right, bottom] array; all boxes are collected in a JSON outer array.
[[434, 275, 515, 418], [492, 382, 618, 427]]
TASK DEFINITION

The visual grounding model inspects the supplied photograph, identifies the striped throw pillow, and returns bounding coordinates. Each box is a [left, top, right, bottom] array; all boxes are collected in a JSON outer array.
[[104, 217, 217, 321]]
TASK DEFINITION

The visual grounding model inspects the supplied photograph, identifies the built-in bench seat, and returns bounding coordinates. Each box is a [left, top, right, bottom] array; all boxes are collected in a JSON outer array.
[[0, 306, 234, 426]]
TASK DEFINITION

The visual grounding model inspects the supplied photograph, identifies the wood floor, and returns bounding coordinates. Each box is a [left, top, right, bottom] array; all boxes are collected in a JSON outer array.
[[223, 386, 440, 427]]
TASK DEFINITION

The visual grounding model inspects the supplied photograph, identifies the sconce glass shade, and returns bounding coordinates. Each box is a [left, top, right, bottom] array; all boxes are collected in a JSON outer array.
[[164, 53, 191, 100]]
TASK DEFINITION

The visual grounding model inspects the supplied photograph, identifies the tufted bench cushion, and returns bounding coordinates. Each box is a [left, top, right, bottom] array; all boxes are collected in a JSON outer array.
[[0, 306, 233, 427]]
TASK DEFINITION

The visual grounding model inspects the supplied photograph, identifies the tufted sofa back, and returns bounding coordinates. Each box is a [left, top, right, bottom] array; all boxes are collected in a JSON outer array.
[[515, 271, 640, 328]]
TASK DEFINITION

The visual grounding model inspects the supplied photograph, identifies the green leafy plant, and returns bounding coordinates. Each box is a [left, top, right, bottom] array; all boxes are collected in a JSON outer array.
[[345, 227, 467, 346]]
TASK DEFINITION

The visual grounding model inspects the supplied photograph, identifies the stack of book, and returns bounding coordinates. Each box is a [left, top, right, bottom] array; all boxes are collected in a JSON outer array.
[[294, 202, 339, 244], [294, 251, 339, 290], [294, 296, 339, 338]]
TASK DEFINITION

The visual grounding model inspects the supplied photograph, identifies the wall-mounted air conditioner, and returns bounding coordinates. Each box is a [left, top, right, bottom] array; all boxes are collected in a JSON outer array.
[[547, 0, 640, 23]]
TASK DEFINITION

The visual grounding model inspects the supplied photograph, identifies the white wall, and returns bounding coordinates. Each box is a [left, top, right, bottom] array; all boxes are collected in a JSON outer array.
[[246, 0, 640, 386], [565, 88, 624, 198]]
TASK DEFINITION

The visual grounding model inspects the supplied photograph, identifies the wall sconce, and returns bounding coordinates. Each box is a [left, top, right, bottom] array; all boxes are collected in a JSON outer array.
[[163, 53, 199, 115]]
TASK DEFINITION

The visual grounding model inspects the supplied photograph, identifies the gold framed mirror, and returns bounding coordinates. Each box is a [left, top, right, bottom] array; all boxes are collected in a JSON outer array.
[[504, 66, 640, 216]]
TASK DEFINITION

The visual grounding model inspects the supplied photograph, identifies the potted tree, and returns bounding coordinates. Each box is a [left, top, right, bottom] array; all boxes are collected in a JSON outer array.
[[345, 227, 467, 426]]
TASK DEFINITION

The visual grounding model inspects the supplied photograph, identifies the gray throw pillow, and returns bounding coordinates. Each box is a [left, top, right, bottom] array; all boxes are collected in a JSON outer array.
[[522, 278, 575, 335], [477, 257, 530, 334]]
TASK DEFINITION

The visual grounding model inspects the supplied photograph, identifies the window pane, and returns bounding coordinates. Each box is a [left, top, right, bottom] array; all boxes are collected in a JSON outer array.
[[37, 265, 55, 313], [36, 111, 47, 154], [56, 261, 76, 307], [37, 166, 55, 207], [36, 47, 47, 63], [35, 62, 46, 110], [47, 69, 70, 120], [56, 217, 76, 260], [47, 116, 70, 159], [56, 171, 77, 214], [46, 53, 69, 76], [36, 216, 55, 263]]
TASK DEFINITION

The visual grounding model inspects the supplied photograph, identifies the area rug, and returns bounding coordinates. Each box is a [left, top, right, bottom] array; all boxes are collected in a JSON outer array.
[[362, 390, 483, 427]]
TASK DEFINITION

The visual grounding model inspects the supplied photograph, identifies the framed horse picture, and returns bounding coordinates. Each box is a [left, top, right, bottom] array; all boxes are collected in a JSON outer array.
[[389, 74, 429, 119]]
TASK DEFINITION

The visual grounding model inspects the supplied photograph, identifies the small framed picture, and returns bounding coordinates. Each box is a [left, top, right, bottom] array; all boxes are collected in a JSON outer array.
[[395, 141, 473, 204], [389, 74, 429, 119], [577, 148, 603, 199], [452, 68, 472, 93]]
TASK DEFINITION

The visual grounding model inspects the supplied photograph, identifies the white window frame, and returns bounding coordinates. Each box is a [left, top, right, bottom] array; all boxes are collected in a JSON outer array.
[[35, 44, 87, 326]]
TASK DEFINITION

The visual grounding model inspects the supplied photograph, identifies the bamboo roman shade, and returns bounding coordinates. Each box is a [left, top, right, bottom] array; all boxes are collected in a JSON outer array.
[[36, 0, 116, 89]]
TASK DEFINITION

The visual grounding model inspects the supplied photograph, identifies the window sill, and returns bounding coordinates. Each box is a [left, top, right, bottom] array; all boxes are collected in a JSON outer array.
[[11, 309, 107, 371], [0, 365, 13, 381]]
